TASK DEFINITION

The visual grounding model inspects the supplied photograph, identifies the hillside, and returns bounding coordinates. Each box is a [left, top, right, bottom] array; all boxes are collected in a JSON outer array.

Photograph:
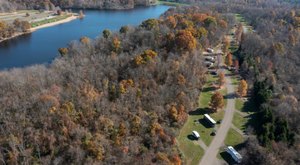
[[0, 6, 231, 164]]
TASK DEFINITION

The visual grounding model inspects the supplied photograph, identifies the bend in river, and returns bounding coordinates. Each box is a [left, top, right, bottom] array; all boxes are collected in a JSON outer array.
[[0, 5, 170, 70]]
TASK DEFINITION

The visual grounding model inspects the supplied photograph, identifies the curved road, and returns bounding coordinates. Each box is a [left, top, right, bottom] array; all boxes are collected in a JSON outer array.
[[199, 73, 236, 165]]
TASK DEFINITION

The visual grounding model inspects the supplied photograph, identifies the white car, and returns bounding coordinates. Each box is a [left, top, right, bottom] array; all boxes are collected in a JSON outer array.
[[205, 56, 215, 62], [192, 131, 200, 139], [207, 48, 214, 53]]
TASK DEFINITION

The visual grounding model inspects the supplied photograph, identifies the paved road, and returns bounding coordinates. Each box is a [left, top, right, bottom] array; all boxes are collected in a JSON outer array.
[[199, 74, 236, 165]]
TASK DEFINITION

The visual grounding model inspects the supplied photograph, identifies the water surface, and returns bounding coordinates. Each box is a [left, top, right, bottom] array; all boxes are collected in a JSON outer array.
[[0, 5, 170, 70]]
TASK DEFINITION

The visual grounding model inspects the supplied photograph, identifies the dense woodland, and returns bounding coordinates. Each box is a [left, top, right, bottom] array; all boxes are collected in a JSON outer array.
[[0, 7, 231, 164], [1, 0, 300, 164]]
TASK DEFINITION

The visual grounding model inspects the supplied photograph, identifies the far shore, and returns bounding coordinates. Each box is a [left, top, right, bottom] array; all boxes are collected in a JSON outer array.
[[0, 15, 78, 43]]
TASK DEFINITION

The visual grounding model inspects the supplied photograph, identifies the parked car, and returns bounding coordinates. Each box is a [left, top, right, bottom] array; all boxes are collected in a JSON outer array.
[[210, 70, 217, 75], [192, 131, 200, 139], [204, 61, 214, 68], [205, 56, 215, 62], [207, 48, 214, 53]]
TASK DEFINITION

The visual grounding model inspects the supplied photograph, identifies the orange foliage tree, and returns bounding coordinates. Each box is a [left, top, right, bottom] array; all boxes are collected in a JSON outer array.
[[210, 92, 224, 112], [58, 47, 68, 56], [80, 36, 90, 45], [237, 79, 248, 97], [165, 16, 177, 29], [225, 53, 233, 66], [175, 30, 197, 51], [112, 37, 121, 52], [218, 72, 226, 88]]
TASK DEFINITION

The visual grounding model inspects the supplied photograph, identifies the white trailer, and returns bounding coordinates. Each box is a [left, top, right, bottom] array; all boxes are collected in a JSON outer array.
[[226, 146, 242, 163], [204, 114, 217, 126]]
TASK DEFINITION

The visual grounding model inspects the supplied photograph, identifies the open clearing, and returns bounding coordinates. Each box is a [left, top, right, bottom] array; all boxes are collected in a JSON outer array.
[[0, 10, 75, 28]]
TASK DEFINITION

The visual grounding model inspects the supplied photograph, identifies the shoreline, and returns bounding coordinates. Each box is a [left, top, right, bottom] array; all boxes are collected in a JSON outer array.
[[0, 15, 78, 43]]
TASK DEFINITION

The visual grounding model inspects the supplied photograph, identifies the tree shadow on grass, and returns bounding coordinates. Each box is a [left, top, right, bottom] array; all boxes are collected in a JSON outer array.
[[241, 97, 257, 113], [188, 107, 211, 116], [224, 92, 236, 99], [202, 86, 216, 93]]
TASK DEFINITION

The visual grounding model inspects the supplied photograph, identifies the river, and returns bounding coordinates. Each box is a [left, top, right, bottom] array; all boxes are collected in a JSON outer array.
[[0, 5, 170, 70]]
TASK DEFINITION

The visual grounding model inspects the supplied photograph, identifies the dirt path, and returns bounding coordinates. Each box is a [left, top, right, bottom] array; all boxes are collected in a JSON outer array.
[[199, 73, 236, 165]]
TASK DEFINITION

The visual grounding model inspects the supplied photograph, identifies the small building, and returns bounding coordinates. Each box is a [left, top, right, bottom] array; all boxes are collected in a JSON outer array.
[[226, 146, 242, 163], [204, 114, 216, 126]]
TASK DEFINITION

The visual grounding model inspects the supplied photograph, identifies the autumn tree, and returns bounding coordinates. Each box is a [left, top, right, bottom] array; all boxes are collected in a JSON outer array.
[[140, 18, 158, 30], [112, 37, 121, 52], [197, 27, 208, 39], [20, 21, 31, 32], [120, 26, 129, 34], [165, 16, 177, 29], [58, 47, 68, 56], [210, 92, 224, 112], [225, 53, 233, 66], [175, 30, 197, 51], [80, 36, 90, 45], [237, 79, 248, 97], [169, 106, 178, 122], [204, 16, 217, 27], [102, 29, 111, 39], [222, 36, 230, 53], [218, 72, 225, 88]]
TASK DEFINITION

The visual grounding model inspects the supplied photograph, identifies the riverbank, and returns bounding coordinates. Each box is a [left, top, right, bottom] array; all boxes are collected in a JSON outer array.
[[0, 14, 78, 43]]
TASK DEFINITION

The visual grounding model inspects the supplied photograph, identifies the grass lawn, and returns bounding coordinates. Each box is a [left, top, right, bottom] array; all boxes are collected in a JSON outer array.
[[177, 73, 227, 164], [157, 0, 190, 6], [232, 113, 247, 131], [224, 128, 245, 147], [177, 118, 205, 165], [235, 98, 244, 112], [31, 14, 72, 27]]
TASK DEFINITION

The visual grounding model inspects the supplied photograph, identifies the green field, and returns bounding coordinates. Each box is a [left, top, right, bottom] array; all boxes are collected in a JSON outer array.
[[224, 128, 244, 146], [31, 14, 72, 27], [157, 0, 190, 6], [177, 73, 227, 164], [232, 113, 247, 131]]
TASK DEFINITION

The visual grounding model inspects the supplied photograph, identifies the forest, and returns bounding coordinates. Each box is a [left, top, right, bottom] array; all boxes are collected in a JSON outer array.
[[0, 6, 231, 164], [206, 1, 300, 164]]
